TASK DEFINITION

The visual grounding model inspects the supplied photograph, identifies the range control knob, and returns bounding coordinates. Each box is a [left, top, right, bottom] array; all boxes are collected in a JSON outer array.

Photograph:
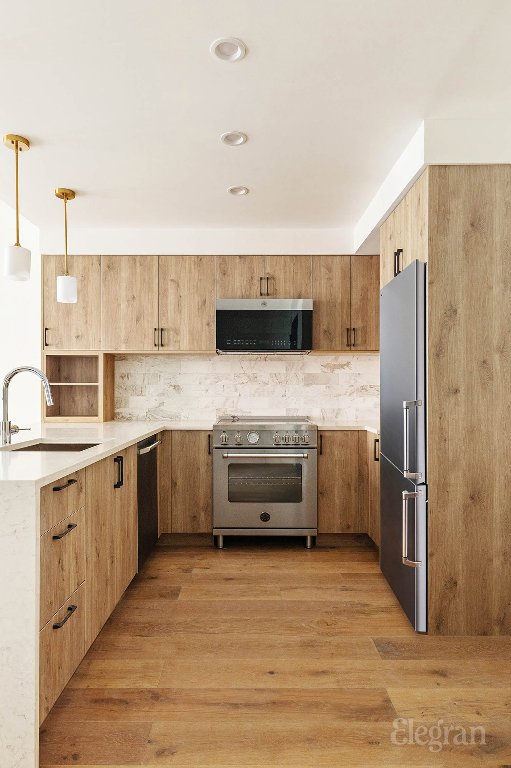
[[247, 431, 260, 445], [220, 432, 229, 445], [260, 512, 271, 522], [234, 432, 242, 445], [302, 433, 310, 444], [283, 433, 291, 444], [273, 432, 281, 444], [292, 434, 300, 444]]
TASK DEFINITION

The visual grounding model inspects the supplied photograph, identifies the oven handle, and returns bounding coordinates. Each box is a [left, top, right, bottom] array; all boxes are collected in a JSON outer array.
[[222, 452, 309, 459]]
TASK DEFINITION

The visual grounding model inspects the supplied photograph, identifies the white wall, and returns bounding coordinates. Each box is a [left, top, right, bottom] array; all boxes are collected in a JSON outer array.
[[0, 199, 42, 425]]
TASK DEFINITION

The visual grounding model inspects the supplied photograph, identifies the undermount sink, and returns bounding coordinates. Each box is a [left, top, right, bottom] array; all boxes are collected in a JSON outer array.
[[12, 442, 99, 452]]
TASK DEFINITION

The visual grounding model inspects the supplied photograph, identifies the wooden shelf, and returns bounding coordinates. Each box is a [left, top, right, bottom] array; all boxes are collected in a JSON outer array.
[[42, 353, 114, 423]]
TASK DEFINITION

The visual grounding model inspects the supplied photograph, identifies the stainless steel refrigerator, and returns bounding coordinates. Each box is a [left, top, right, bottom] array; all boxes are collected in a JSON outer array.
[[380, 259, 428, 633]]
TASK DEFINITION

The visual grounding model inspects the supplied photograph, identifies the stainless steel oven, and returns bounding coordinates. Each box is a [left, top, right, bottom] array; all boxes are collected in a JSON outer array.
[[213, 417, 317, 548]]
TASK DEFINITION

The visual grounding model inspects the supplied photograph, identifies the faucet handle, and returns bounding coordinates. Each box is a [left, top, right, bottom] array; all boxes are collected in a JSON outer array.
[[10, 425, 31, 435]]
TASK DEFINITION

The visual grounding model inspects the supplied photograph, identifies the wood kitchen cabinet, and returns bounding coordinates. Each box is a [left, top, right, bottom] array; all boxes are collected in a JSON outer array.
[[171, 431, 212, 533], [367, 432, 380, 546], [85, 446, 138, 648], [312, 255, 379, 351], [101, 255, 159, 350], [43, 254, 101, 350], [159, 255, 216, 350], [216, 255, 312, 298], [317, 430, 367, 533]]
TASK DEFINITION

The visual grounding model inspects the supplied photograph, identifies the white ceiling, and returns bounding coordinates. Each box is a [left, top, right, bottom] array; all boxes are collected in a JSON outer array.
[[0, 0, 510, 234]]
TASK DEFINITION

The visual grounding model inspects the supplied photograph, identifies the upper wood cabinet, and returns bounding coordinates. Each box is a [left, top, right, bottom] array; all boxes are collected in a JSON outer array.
[[216, 255, 312, 298], [43, 255, 101, 350], [312, 255, 379, 351], [318, 430, 367, 533], [380, 170, 428, 289], [101, 256, 159, 351], [159, 256, 216, 350]]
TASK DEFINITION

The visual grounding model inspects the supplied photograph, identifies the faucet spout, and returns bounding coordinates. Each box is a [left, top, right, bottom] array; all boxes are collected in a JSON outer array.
[[1, 366, 54, 445]]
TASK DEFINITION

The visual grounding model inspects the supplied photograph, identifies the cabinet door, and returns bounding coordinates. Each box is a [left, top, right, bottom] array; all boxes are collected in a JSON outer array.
[[114, 445, 138, 600], [216, 255, 265, 298], [159, 256, 215, 350], [171, 431, 212, 533], [312, 255, 351, 350], [367, 433, 380, 546], [350, 255, 380, 351], [43, 255, 101, 350], [264, 256, 312, 298], [379, 202, 404, 289], [401, 170, 429, 271], [318, 431, 365, 533], [85, 455, 116, 648], [101, 256, 159, 350]]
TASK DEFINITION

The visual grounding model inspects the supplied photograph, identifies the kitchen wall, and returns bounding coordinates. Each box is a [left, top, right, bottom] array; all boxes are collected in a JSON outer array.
[[0, 199, 42, 424], [115, 353, 380, 425]]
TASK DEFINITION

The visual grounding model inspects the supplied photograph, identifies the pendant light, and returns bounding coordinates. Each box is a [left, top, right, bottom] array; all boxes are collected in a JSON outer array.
[[3, 134, 31, 280], [55, 188, 77, 304]]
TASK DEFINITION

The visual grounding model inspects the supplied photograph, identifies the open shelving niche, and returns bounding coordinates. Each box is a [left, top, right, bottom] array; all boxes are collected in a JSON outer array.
[[42, 352, 114, 422]]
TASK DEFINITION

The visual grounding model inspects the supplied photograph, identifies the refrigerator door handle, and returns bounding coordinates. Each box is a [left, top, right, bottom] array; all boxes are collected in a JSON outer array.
[[403, 399, 422, 480], [402, 490, 421, 567]]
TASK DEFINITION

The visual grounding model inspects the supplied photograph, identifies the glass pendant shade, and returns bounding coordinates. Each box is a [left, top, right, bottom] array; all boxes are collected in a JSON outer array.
[[4, 244, 31, 281], [56, 274, 78, 303]]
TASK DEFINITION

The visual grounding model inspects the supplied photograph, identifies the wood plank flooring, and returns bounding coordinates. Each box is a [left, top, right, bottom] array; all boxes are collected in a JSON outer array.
[[40, 539, 511, 767]]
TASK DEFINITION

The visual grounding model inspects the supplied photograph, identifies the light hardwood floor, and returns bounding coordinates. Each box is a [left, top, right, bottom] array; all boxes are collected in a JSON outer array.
[[40, 539, 511, 767]]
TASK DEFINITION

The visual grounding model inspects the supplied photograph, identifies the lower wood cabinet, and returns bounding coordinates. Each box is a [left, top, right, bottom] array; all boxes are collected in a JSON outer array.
[[171, 431, 212, 533], [39, 583, 86, 724], [317, 430, 367, 533], [367, 433, 380, 546]]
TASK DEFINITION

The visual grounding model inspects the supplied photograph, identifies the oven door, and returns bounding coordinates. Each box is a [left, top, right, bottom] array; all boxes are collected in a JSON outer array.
[[213, 448, 317, 529]]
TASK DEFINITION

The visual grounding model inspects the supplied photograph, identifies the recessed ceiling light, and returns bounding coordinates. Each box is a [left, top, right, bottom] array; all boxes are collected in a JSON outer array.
[[221, 131, 248, 146], [210, 37, 247, 62], [227, 186, 249, 196]]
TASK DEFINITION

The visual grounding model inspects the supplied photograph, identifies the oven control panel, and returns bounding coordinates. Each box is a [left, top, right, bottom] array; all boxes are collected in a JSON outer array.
[[215, 426, 316, 448], [273, 431, 310, 445]]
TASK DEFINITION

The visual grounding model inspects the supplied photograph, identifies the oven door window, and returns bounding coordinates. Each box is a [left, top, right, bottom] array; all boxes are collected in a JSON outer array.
[[228, 462, 303, 504]]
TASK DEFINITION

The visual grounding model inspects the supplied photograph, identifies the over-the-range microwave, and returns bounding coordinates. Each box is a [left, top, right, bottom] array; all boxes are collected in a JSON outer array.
[[216, 298, 313, 354]]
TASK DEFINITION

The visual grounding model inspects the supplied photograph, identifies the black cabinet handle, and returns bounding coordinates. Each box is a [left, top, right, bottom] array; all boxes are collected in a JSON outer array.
[[352, 328, 356, 347], [394, 248, 403, 277], [114, 455, 124, 488], [319, 434, 323, 455], [208, 433, 211, 455], [154, 327, 159, 348], [52, 523, 78, 540], [52, 478, 78, 493], [160, 328, 165, 347], [374, 437, 380, 462], [44, 327, 50, 347], [53, 604, 77, 630], [266, 276, 270, 296]]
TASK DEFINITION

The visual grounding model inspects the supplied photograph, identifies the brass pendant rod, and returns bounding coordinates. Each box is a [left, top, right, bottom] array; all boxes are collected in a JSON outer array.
[[14, 139, 20, 246], [63, 195, 68, 274]]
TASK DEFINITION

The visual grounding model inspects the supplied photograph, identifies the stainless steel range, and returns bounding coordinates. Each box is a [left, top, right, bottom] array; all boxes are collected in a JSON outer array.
[[213, 416, 318, 548]]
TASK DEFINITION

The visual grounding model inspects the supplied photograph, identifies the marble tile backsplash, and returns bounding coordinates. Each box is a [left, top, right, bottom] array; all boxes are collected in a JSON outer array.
[[115, 354, 380, 426]]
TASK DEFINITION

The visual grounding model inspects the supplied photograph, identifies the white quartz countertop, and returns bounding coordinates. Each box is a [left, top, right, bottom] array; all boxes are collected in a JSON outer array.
[[0, 420, 379, 486]]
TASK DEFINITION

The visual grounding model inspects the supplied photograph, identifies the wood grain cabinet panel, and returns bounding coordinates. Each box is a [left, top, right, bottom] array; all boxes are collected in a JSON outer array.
[[101, 255, 159, 351], [40, 469, 85, 534], [367, 433, 380, 546], [318, 431, 365, 533], [171, 431, 212, 533], [114, 445, 138, 601], [312, 256, 351, 350], [42, 255, 101, 350], [40, 508, 85, 629], [350, 255, 380, 351], [264, 255, 312, 298], [216, 255, 265, 298], [159, 256, 216, 350], [39, 583, 86, 724]]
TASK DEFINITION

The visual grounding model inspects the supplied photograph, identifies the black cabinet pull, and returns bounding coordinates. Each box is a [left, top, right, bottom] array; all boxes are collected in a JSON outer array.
[[52, 523, 78, 540], [160, 328, 165, 347], [352, 328, 356, 347], [52, 478, 78, 493], [114, 455, 124, 488], [394, 248, 403, 277], [44, 327, 50, 347], [154, 327, 159, 348], [265, 276, 270, 296], [319, 434, 324, 455], [208, 433, 211, 455], [53, 604, 77, 630], [374, 437, 380, 462]]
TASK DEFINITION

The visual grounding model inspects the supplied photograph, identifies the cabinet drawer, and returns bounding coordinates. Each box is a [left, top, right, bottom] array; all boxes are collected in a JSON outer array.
[[40, 509, 86, 628], [40, 469, 85, 534], [39, 582, 86, 724]]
